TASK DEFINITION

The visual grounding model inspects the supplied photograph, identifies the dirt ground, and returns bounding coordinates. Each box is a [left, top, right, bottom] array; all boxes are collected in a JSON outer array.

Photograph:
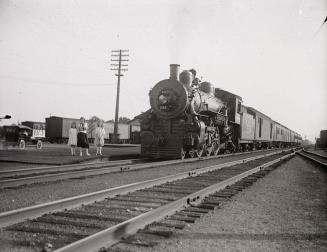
[[0, 143, 140, 165], [121, 155, 327, 252]]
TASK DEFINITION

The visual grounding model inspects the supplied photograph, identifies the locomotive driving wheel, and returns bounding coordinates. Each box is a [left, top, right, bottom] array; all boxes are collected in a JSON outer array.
[[180, 147, 186, 160], [212, 128, 220, 156], [213, 141, 220, 156], [205, 145, 213, 157], [188, 149, 195, 158], [195, 144, 205, 158]]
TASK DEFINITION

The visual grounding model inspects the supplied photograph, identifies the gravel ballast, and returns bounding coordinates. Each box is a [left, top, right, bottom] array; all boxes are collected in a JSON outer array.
[[117, 156, 327, 252]]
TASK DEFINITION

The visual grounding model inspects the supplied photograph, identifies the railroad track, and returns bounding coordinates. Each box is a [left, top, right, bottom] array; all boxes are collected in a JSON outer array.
[[0, 149, 297, 252], [297, 150, 327, 167], [0, 159, 139, 188], [0, 148, 292, 189]]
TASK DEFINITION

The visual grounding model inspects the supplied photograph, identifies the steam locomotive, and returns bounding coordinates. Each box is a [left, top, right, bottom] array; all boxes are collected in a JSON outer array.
[[140, 64, 301, 159]]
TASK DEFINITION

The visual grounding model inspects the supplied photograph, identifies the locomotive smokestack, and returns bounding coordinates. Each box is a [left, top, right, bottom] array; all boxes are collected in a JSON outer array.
[[169, 64, 180, 80]]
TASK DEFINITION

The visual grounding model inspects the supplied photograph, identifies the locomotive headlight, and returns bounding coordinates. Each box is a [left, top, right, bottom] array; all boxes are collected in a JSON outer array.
[[158, 94, 168, 105]]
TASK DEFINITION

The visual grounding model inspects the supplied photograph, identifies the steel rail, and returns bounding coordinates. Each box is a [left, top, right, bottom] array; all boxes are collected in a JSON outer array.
[[0, 147, 282, 177], [55, 151, 297, 252], [0, 148, 293, 189], [0, 149, 290, 228], [0, 159, 134, 177], [303, 150, 327, 159], [297, 151, 327, 167]]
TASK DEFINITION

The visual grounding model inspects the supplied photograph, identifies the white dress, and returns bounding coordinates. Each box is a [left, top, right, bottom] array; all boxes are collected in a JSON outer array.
[[94, 127, 105, 147], [68, 128, 77, 146]]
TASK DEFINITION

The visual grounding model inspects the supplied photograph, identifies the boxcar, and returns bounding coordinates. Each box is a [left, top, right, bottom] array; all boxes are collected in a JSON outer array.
[[89, 122, 130, 143], [46, 116, 79, 143], [319, 130, 327, 148], [46, 116, 133, 144]]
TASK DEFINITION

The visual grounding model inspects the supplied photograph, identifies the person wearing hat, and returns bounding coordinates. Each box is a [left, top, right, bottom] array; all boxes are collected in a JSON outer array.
[[189, 68, 201, 87]]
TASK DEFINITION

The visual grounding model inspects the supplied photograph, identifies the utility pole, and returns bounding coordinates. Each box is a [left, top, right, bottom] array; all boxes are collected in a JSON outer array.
[[110, 49, 129, 144]]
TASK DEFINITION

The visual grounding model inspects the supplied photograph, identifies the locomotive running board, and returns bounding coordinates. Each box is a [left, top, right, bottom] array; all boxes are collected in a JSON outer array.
[[0, 149, 292, 229], [54, 151, 297, 252]]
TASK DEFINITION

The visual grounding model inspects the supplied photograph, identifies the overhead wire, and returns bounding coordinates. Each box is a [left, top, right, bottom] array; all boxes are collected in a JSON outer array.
[[0, 75, 116, 87]]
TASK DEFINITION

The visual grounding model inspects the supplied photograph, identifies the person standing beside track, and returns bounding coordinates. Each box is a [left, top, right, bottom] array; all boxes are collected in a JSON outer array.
[[77, 117, 90, 156], [68, 121, 77, 155], [94, 120, 105, 156]]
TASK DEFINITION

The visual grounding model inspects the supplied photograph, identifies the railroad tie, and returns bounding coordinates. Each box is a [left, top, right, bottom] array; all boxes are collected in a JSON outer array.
[[6, 224, 87, 239], [182, 207, 210, 214], [32, 216, 106, 229], [52, 211, 127, 223], [197, 203, 217, 210], [168, 214, 197, 223], [151, 221, 186, 230], [175, 212, 202, 218], [138, 228, 174, 238], [120, 235, 158, 247]]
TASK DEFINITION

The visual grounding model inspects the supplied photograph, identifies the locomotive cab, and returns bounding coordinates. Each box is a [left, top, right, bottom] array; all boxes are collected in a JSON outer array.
[[214, 88, 243, 151], [214, 88, 243, 125]]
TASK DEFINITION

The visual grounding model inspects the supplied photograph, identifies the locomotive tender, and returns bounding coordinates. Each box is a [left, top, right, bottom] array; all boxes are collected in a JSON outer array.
[[140, 64, 301, 159]]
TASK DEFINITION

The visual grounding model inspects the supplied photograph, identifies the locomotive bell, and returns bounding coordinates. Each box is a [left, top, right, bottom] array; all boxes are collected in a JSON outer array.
[[179, 70, 192, 90]]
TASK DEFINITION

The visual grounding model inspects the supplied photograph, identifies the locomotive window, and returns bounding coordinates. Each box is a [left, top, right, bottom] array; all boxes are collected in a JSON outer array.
[[259, 118, 262, 137], [270, 123, 273, 138], [237, 102, 241, 113]]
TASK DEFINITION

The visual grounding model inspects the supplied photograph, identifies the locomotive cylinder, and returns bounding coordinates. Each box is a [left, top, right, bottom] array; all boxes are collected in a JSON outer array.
[[169, 64, 180, 80]]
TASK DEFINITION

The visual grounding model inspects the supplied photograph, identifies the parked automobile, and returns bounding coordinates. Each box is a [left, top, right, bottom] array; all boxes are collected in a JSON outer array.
[[3, 125, 42, 149]]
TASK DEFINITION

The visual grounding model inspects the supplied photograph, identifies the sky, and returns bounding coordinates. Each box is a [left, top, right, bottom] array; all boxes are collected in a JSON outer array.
[[0, 0, 326, 141]]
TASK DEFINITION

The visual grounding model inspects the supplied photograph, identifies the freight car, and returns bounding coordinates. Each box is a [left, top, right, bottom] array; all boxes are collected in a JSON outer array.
[[45, 116, 136, 144], [140, 64, 301, 159], [45, 116, 79, 143], [317, 130, 327, 148], [89, 121, 130, 143]]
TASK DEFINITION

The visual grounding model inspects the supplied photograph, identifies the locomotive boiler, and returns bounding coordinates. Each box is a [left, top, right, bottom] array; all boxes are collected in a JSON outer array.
[[140, 64, 235, 159]]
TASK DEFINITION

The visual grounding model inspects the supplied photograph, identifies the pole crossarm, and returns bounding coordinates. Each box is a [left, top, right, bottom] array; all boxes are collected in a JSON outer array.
[[111, 49, 129, 52], [111, 59, 129, 61], [110, 64, 128, 66]]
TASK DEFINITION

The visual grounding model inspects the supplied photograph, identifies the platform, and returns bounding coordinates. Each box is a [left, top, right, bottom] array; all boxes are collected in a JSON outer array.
[[0, 143, 140, 166]]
